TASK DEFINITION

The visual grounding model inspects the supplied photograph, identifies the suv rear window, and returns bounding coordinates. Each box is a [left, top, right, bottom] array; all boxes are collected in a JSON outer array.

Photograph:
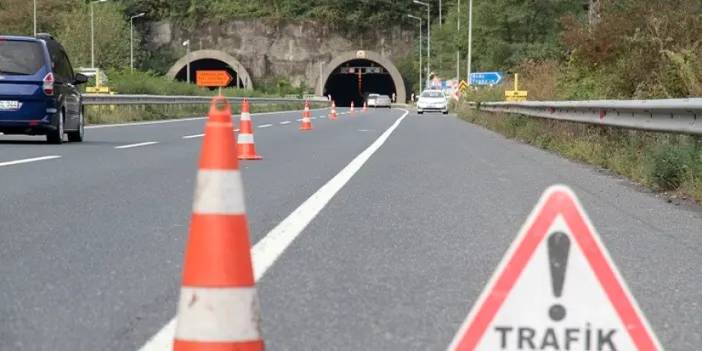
[[0, 40, 45, 75]]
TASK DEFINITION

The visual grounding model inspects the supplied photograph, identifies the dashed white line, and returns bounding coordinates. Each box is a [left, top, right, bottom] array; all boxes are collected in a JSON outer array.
[[0, 155, 61, 167], [311, 117, 317, 120], [114, 141, 159, 149], [182, 134, 205, 139], [258, 124, 273, 128], [137, 109, 410, 351], [296, 119, 303, 122], [280, 121, 291, 125]]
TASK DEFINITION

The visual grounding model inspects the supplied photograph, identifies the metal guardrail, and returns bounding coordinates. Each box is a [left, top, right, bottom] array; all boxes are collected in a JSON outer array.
[[476, 99, 702, 135], [82, 94, 329, 106]]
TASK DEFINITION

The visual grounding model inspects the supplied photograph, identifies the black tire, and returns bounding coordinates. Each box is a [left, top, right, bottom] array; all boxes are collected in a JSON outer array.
[[443, 111, 449, 115], [46, 110, 64, 144], [67, 108, 84, 142], [418, 111, 424, 115]]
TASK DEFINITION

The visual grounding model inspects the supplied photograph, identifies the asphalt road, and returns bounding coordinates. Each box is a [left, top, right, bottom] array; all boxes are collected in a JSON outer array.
[[0, 106, 700, 350]]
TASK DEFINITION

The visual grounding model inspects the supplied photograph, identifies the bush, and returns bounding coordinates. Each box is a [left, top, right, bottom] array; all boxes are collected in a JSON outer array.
[[650, 140, 698, 190]]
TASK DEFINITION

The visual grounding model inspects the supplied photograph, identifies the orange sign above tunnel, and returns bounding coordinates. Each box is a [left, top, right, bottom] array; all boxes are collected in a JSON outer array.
[[196, 70, 233, 87]]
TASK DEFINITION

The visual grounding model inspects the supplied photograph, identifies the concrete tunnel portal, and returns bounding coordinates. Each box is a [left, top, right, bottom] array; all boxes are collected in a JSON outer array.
[[320, 51, 406, 106], [166, 50, 254, 90]]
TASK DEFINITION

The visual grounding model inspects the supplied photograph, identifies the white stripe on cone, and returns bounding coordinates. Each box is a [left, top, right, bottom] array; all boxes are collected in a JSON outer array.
[[240, 112, 252, 121], [238, 133, 255, 144], [192, 170, 246, 214], [175, 287, 262, 342]]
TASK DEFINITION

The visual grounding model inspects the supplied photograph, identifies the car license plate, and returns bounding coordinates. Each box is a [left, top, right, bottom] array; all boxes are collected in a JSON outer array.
[[0, 100, 21, 111]]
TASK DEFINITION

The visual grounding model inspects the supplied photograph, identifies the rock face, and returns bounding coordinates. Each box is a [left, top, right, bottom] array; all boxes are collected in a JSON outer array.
[[145, 19, 414, 89]]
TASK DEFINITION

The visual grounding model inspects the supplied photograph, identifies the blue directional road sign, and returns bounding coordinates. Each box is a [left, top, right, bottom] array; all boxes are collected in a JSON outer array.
[[470, 72, 503, 86]]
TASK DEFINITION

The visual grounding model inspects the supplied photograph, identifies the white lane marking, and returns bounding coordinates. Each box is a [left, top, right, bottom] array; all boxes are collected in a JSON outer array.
[[137, 109, 409, 351], [114, 141, 159, 149], [87, 108, 329, 129], [0, 155, 61, 167], [182, 134, 204, 139], [296, 119, 303, 122], [280, 121, 291, 125], [319, 116, 326, 119], [257, 124, 273, 128], [310, 117, 317, 120]]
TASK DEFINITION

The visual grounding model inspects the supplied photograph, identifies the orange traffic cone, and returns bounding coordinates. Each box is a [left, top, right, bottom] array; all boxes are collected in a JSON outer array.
[[329, 101, 338, 120], [362, 101, 368, 112], [237, 98, 262, 160], [350, 101, 355, 114], [300, 100, 313, 131], [173, 96, 264, 351]]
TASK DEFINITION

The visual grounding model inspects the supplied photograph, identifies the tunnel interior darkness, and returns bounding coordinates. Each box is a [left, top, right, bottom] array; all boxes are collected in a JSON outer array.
[[174, 59, 242, 88], [324, 59, 396, 107]]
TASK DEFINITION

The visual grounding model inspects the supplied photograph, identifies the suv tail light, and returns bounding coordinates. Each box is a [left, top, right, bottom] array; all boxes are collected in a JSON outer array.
[[43, 72, 54, 96]]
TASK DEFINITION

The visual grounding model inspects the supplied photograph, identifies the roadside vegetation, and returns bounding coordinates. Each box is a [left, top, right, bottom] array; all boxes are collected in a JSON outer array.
[[454, 0, 702, 202]]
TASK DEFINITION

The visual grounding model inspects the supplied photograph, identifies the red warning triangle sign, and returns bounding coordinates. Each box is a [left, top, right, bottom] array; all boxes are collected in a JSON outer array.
[[448, 185, 662, 351]]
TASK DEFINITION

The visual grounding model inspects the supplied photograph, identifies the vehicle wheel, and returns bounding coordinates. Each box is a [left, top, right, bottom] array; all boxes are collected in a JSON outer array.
[[418, 111, 424, 115], [67, 108, 84, 142], [443, 111, 449, 115], [47, 110, 64, 144]]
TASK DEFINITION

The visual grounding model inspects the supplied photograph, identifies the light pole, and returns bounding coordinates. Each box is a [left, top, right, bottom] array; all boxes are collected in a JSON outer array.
[[182, 40, 191, 84], [413, 1, 431, 80], [33, 0, 37, 36], [438, 0, 442, 28], [456, 0, 460, 81], [466, 0, 473, 84], [408, 14, 423, 93], [90, 0, 107, 69], [130, 12, 145, 72]]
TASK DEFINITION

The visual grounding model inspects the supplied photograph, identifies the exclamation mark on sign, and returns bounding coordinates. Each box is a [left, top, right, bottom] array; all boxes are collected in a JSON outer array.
[[547, 231, 571, 322]]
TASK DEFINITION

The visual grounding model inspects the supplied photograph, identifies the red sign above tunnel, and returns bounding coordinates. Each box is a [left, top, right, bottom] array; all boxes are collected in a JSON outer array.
[[196, 70, 233, 87]]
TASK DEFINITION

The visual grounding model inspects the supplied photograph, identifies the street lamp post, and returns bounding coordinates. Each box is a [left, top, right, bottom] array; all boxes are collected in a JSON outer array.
[[413, 1, 431, 80], [90, 0, 107, 69], [182, 40, 191, 84], [467, 0, 473, 84], [33, 0, 37, 36], [456, 0, 460, 80], [438, 0, 442, 28], [407, 14, 423, 93], [130, 13, 145, 72]]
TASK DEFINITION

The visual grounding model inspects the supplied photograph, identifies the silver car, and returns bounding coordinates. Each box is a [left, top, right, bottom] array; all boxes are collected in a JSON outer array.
[[416, 90, 449, 114], [367, 93, 391, 108]]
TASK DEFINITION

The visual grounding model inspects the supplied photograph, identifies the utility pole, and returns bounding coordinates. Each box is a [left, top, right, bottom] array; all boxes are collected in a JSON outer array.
[[33, 0, 37, 36], [456, 0, 460, 80], [90, 0, 108, 69], [414, 1, 431, 81], [130, 13, 145, 72], [408, 14, 423, 93], [466, 0, 472, 84]]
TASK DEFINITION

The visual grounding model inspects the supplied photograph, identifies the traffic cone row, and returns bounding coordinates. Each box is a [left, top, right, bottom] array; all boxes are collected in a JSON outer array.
[[174, 96, 264, 351], [300, 100, 313, 131], [237, 98, 262, 160]]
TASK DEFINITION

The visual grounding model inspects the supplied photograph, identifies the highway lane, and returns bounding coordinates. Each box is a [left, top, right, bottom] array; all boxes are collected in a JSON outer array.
[[0, 107, 700, 350], [0, 106, 401, 350], [258, 111, 701, 350]]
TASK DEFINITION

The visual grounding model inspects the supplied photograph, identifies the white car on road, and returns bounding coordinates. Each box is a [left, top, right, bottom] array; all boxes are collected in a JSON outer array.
[[416, 89, 449, 114]]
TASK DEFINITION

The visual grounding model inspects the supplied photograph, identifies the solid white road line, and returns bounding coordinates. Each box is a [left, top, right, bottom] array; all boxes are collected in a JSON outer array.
[[257, 124, 273, 128], [182, 134, 205, 139], [114, 141, 159, 150], [137, 109, 409, 351], [280, 121, 291, 125], [0, 155, 61, 168]]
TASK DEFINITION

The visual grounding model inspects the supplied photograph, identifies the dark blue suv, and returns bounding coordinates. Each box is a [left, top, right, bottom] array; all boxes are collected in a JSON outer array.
[[0, 34, 88, 143]]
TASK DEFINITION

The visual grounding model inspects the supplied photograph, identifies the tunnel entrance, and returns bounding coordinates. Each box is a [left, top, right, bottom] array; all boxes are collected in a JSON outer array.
[[166, 50, 254, 90], [174, 59, 242, 88], [324, 59, 396, 107]]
